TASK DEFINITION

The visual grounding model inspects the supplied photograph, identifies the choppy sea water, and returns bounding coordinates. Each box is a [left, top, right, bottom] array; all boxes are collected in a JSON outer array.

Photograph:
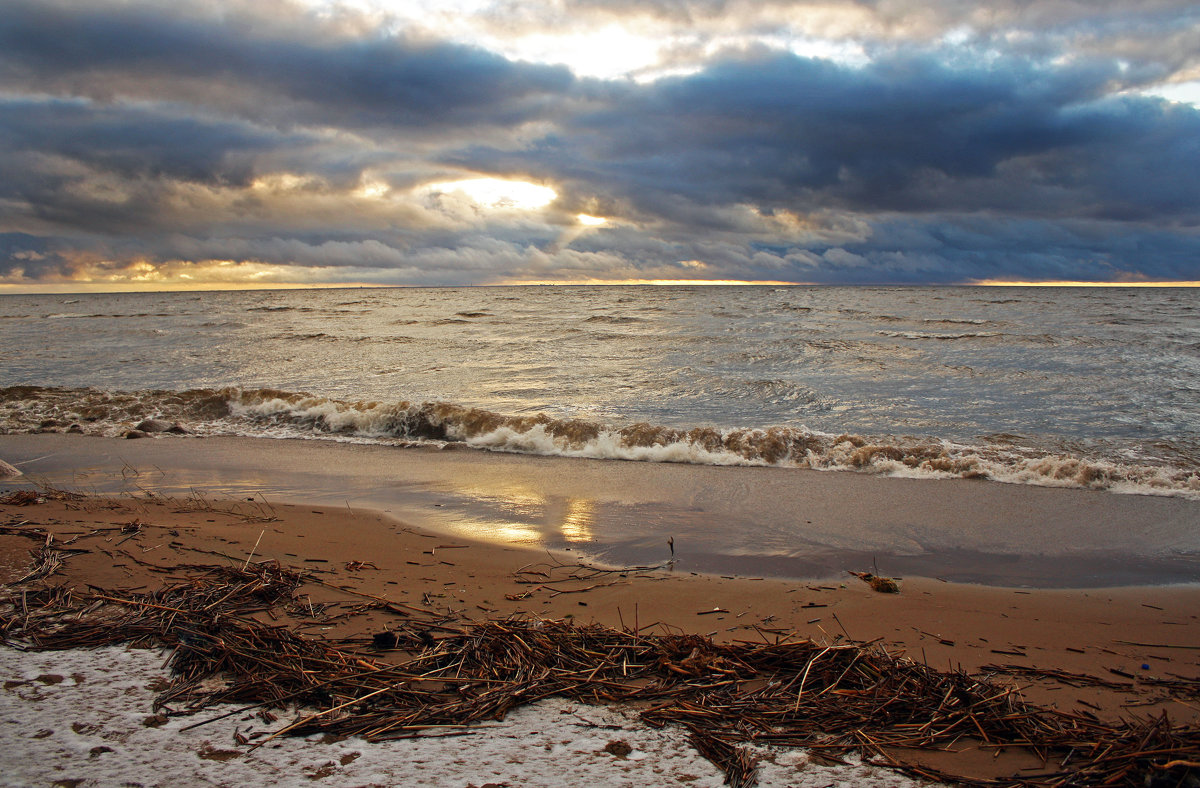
[[1, 285, 1197, 497]]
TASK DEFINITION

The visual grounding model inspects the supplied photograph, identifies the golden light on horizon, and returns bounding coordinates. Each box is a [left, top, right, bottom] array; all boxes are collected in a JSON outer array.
[[423, 177, 557, 210], [972, 279, 1200, 287], [502, 278, 808, 286], [0, 257, 395, 294]]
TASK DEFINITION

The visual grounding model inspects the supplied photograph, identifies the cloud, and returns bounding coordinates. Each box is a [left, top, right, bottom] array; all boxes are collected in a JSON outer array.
[[469, 1, 1200, 87], [0, 0, 574, 135], [466, 49, 1200, 221], [0, 0, 1197, 288]]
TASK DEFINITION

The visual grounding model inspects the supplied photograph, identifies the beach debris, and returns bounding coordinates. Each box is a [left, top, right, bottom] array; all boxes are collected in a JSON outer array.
[[602, 739, 632, 757], [1, 489, 42, 506], [4, 561, 1200, 787], [14, 535, 71, 584], [114, 520, 143, 546], [0, 459, 22, 478], [0, 484, 88, 507], [506, 555, 663, 602], [688, 730, 758, 788], [849, 571, 900, 593]]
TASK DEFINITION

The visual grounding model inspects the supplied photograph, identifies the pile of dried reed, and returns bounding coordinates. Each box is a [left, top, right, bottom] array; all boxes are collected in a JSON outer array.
[[3, 562, 1198, 787]]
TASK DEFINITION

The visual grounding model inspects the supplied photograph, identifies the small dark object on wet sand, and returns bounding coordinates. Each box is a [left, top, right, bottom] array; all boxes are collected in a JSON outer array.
[[373, 631, 401, 649], [850, 570, 900, 593]]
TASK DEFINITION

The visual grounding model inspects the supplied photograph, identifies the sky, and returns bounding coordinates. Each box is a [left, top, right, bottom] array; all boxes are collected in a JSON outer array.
[[1, 0, 1199, 290]]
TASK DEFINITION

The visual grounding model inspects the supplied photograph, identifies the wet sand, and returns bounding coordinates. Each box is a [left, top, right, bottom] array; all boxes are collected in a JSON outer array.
[[3, 432, 1199, 587]]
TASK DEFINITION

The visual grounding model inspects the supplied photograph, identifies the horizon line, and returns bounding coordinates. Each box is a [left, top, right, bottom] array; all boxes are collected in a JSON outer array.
[[2, 278, 1198, 295]]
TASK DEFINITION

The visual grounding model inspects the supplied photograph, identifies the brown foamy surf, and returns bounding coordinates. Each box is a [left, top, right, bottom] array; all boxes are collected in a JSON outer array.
[[2, 385, 1197, 498]]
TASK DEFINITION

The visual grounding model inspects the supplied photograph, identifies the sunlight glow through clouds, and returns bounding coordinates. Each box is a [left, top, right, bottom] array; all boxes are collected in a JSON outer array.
[[355, 177, 391, 199], [421, 177, 557, 210], [302, 1, 666, 79], [250, 173, 321, 193], [490, 25, 665, 81], [1139, 80, 1200, 108], [297, 0, 868, 80]]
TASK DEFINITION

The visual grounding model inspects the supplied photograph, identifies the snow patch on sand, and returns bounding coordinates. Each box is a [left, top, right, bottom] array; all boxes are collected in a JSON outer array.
[[0, 645, 932, 787]]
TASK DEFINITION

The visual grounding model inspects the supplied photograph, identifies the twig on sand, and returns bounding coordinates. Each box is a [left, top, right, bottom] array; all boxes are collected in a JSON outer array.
[[242, 529, 266, 571]]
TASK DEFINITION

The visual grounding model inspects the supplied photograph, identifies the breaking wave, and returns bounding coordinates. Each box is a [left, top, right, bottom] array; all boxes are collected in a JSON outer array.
[[2, 385, 1197, 499], [877, 330, 1001, 341]]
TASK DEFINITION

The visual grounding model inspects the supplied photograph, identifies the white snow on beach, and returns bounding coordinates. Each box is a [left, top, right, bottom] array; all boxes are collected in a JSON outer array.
[[0, 645, 933, 787]]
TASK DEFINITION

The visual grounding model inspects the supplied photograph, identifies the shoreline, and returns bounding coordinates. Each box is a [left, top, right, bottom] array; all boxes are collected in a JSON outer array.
[[5, 383, 1199, 503], [3, 432, 1200, 588]]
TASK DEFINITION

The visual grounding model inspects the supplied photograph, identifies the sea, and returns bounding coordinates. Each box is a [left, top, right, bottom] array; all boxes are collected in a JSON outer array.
[[1, 285, 1198, 499]]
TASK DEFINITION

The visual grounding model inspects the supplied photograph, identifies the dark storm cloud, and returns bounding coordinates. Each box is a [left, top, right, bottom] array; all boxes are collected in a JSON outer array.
[[0, 0, 573, 133], [459, 44, 1200, 282], [785, 216, 1200, 284], [0, 98, 283, 186], [503, 52, 1200, 224], [0, 0, 1197, 286]]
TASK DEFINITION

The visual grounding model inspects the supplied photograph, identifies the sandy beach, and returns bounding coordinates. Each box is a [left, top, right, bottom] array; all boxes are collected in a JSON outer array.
[[2, 433, 1199, 785]]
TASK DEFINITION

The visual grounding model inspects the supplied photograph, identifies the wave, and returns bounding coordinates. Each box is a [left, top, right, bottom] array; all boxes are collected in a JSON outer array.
[[2, 385, 1197, 499], [44, 312, 175, 319], [922, 318, 993, 326], [877, 330, 1001, 341], [583, 315, 647, 324]]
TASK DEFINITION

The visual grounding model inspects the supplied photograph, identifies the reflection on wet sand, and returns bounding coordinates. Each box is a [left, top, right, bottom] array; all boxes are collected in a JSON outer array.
[[557, 498, 595, 543], [434, 484, 598, 547]]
